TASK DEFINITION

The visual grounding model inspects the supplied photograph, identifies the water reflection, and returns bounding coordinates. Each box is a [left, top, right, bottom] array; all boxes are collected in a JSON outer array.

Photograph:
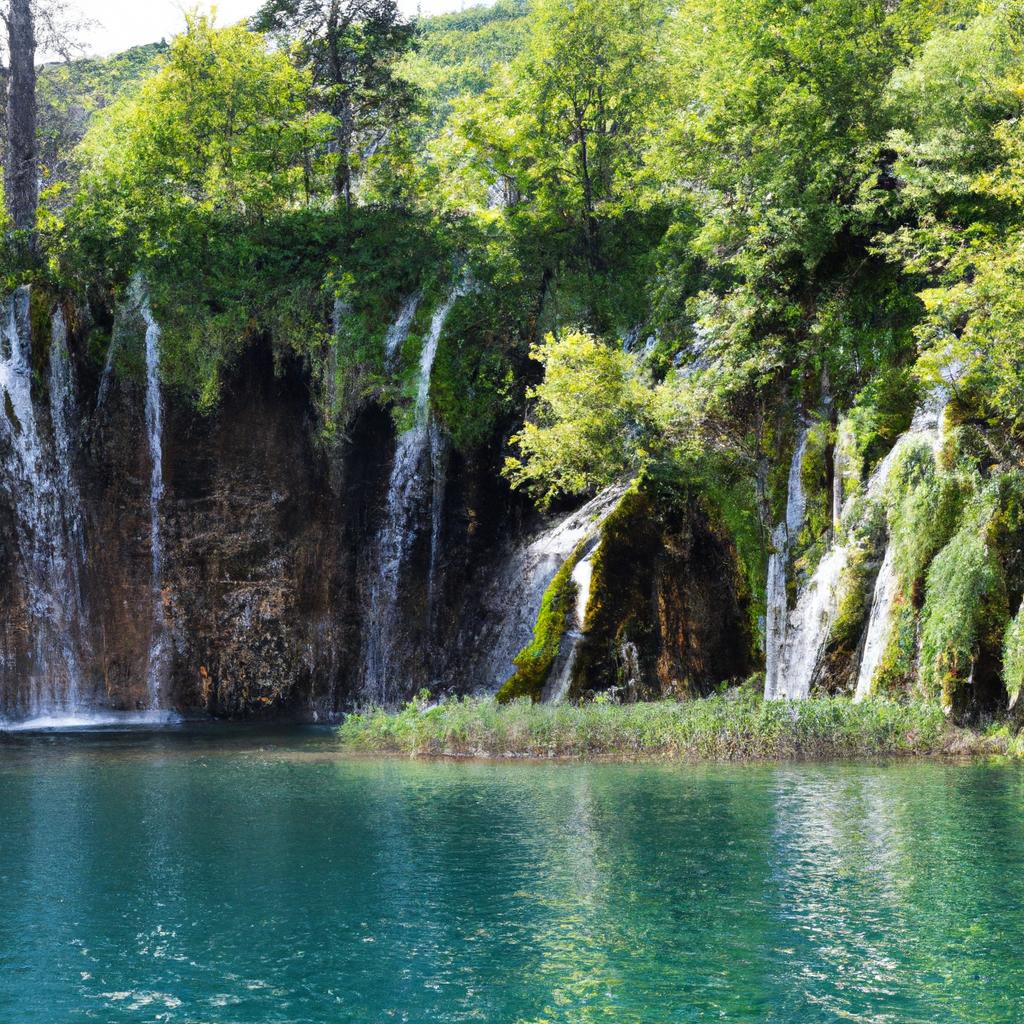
[[1, 734, 1024, 1023]]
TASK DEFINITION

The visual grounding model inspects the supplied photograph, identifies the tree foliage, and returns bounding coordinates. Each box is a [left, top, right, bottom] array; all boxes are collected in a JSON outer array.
[[252, 0, 416, 205]]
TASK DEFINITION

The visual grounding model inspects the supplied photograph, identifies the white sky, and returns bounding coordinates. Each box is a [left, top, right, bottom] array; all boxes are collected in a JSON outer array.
[[65, 1, 491, 58]]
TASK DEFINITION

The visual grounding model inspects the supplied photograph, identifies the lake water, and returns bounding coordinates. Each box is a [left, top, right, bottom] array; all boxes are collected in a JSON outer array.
[[1, 727, 1023, 1023]]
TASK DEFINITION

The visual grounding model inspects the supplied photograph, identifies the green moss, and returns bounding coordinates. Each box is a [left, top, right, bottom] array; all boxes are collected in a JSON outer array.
[[842, 367, 920, 484], [829, 542, 874, 653], [697, 464, 767, 645], [874, 596, 919, 698], [886, 439, 966, 591], [496, 540, 587, 703], [794, 418, 833, 577], [431, 286, 519, 452], [919, 524, 1004, 710], [1005, 603, 1024, 707]]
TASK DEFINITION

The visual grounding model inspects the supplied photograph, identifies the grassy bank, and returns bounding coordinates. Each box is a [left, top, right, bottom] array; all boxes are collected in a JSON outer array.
[[338, 695, 1018, 761]]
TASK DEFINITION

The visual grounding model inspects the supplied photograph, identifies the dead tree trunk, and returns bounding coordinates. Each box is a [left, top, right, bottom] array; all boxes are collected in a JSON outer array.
[[4, 0, 38, 234]]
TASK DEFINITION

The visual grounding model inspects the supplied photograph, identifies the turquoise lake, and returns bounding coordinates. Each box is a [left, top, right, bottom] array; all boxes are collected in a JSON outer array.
[[1, 727, 1023, 1023]]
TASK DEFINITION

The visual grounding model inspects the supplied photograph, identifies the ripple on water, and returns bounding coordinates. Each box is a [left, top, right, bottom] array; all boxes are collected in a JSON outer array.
[[0, 735, 1023, 1022]]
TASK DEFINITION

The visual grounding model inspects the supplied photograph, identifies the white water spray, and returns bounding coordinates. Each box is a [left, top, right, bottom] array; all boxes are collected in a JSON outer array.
[[385, 294, 420, 364], [135, 280, 169, 711], [0, 292, 85, 718], [853, 392, 948, 701], [764, 430, 809, 700], [362, 282, 469, 704]]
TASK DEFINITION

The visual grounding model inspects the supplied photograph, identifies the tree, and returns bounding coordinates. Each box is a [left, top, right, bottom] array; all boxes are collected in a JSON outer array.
[[3, 0, 36, 232], [445, 0, 666, 271], [252, 0, 417, 207], [72, 15, 331, 249], [1, 0, 90, 233], [504, 331, 658, 506]]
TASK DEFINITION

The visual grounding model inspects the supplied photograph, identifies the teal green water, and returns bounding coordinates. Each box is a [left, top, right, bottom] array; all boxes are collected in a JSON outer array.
[[2, 729, 1024, 1023]]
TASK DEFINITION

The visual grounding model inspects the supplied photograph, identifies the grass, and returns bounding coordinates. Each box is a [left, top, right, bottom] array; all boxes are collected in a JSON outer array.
[[336, 693, 1013, 761]]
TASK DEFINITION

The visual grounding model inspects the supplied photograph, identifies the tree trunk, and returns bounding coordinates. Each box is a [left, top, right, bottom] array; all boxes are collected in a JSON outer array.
[[333, 95, 354, 210], [577, 124, 600, 271], [5, 0, 38, 235]]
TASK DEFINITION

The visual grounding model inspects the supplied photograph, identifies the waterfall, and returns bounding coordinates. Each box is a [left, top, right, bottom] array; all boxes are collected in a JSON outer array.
[[137, 282, 169, 712], [764, 430, 809, 700], [428, 421, 447, 621], [768, 391, 949, 702], [542, 536, 603, 704], [0, 291, 85, 719], [468, 486, 627, 694], [854, 544, 899, 700], [385, 294, 420, 364], [853, 391, 948, 701], [361, 282, 468, 704]]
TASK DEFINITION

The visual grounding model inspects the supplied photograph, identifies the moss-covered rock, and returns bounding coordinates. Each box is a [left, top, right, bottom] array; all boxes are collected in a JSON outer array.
[[1005, 602, 1024, 709], [570, 477, 754, 700], [919, 523, 1007, 715], [496, 540, 586, 704]]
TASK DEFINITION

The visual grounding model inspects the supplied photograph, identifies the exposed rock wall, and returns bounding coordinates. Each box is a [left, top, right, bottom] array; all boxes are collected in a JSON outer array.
[[0, 304, 759, 721]]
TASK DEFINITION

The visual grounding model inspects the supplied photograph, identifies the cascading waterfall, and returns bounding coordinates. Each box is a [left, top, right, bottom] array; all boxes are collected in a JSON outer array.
[[0, 291, 85, 719], [764, 430, 809, 700], [385, 294, 420, 363], [542, 535, 604, 704], [361, 282, 468, 704], [470, 486, 627, 694], [854, 544, 899, 700], [854, 392, 948, 701], [769, 390, 949, 702], [137, 282, 169, 712]]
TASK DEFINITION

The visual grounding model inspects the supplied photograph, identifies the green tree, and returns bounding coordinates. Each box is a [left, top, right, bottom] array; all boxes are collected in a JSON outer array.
[[68, 14, 332, 264], [252, 0, 417, 207], [443, 0, 666, 270], [504, 331, 657, 506]]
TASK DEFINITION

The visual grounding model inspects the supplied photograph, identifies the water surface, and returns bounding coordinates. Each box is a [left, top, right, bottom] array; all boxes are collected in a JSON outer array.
[[1, 727, 1022, 1022]]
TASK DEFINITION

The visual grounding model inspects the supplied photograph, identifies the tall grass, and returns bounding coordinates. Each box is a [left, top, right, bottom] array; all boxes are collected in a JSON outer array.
[[338, 694, 979, 760]]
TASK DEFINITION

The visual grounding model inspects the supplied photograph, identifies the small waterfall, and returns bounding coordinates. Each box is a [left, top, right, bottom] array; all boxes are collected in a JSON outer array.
[[95, 335, 120, 414], [361, 282, 468, 704], [428, 421, 447, 620], [542, 536, 603, 704], [0, 291, 85, 719], [137, 282, 168, 712], [764, 430, 809, 700], [469, 486, 627, 694], [853, 391, 947, 701], [385, 294, 420, 363], [854, 544, 899, 700], [769, 391, 949, 701]]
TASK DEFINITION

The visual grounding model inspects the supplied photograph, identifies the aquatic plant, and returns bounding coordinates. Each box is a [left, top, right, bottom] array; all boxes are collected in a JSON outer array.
[[340, 694, 954, 760]]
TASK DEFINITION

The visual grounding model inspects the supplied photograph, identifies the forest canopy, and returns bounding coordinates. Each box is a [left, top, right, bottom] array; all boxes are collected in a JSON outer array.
[[0, 0, 1022, 505]]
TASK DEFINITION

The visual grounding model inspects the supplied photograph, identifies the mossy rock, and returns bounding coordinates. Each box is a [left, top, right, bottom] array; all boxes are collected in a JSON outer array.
[[570, 476, 754, 700], [496, 540, 586, 704]]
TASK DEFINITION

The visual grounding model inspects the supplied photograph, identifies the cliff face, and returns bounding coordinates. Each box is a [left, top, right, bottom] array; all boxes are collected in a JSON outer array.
[[0, 301, 757, 721]]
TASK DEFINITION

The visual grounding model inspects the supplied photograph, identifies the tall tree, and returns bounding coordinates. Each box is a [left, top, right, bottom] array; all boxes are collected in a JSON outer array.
[[3, 0, 37, 232], [252, 0, 417, 207]]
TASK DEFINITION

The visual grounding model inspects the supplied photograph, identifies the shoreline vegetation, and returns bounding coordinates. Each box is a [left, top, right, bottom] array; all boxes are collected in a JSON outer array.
[[338, 694, 1024, 761]]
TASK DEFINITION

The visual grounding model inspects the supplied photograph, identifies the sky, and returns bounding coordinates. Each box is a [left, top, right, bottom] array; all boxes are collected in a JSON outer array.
[[64, 0, 492, 58]]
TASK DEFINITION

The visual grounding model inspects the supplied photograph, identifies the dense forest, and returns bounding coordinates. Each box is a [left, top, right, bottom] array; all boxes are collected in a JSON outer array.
[[2, 0, 1024, 723]]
